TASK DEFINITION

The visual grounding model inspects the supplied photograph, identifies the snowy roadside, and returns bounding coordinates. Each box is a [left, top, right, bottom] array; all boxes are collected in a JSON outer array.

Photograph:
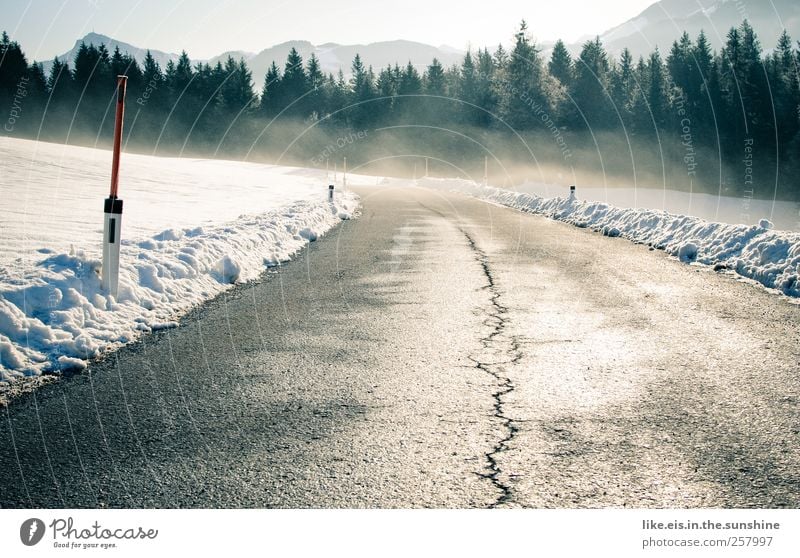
[[0, 138, 359, 398], [418, 177, 800, 299]]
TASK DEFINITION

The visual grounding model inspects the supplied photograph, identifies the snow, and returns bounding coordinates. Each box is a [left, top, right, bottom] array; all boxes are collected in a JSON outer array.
[[0, 137, 359, 383], [511, 181, 800, 232], [418, 177, 800, 298], [677, 242, 699, 263]]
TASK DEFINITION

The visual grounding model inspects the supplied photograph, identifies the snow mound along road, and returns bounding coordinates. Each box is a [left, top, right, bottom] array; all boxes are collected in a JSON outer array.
[[420, 178, 800, 298], [0, 194, 358, 383]]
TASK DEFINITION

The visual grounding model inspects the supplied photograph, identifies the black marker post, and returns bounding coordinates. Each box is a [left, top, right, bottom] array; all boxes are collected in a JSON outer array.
[[102, 75, 127, 297]]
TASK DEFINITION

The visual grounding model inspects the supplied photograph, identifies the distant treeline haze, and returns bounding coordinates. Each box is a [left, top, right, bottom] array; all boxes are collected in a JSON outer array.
[[1, 21, 799, 200]]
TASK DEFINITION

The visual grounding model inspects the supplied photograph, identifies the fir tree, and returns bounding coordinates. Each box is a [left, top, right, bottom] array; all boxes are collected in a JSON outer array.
[[498, 21, 550, 129], [548, 39, 573, 85], [260, 61, 280, 116], [570, 36, 613, 129]]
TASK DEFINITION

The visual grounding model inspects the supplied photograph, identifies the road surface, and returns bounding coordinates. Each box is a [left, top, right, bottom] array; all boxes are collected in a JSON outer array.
[[1, 186, 799, 508]]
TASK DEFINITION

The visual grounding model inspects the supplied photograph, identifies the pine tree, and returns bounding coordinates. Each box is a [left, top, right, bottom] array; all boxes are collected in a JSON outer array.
[[325, 70, 349, 125], [350, 54, 375, 126], [168, 51, 194, 92], [646, 48, 669, 128], [459, 51, 477, 103], [0, 31, 29, 94], [475, 48, 497, 125], [610, 48, 635, 125], [630, 56, 651, 134], [375, 64, 397, 123], [219, 57, 255, 112], [667, 32, 693, 101], [769, 31, 799, 165], [570, 36, 613, 129], [739, 20, 768, 136], [376, 65, 397, 98], [260, 61, 280, 116], [398, 61, 422, 95], [678, 30, 716, 138], [278, 47, 308, 117], [497, 21, 551, 129], [26, 62, 47, 99], [425, 58, 446, 95], [305, 53, 325, 118], [47, 57, 71, 97], [548, 39, 573, 85]]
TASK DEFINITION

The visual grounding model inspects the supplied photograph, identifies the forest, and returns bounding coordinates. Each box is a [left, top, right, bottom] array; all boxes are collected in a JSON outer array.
[[1, 21, 799, 200]]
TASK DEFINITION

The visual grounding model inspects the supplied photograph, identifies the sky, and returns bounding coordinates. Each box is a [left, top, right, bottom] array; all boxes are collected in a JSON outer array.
[[4, 0, 657, 60]]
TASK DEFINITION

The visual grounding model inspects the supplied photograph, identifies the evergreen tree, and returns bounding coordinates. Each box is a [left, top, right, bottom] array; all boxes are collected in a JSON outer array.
[[398, 61, 422, 95], [47, 57, 72, 99], [770, 31, 799, 164], [548, 39, 573, 85], [260, 61, 280, 116], [324, 70, 349, 125], [667, 32, 693, 101], [0, 31, 29, 95], [646, 48, 669, 128], [498, 21, 550, 129], [219, 57, 255, 113], [459, 51, 477, 104], [691, 31, 714, 123], [570, 36, 613, 129], [349, 54, 375, 126], [26, 62, 48, 100], [475, 48, 497, 125], [610, 48, 635, 120], [306, 53, 325, 118], [278, 47, 308, 117], [374, 64, 397, 123], [425, 58, 446, 95]]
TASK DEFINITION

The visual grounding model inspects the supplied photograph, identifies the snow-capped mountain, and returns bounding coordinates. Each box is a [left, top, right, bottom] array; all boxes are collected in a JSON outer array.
[[592, 0, 800, 56], [45, 33, 464, 80], [211, 39, 465, 80]]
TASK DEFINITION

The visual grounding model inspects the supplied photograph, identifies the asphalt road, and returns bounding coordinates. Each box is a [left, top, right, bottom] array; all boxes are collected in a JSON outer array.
[[1, 186, 799, 508]]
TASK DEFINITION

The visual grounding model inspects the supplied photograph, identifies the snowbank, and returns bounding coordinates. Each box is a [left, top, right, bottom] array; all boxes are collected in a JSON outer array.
[[0, 138, 359, 385], [420, 178, 800, 298]]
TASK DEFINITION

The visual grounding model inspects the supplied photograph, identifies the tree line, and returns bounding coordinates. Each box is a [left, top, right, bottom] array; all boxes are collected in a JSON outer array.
[[1, 21, 799, 199]]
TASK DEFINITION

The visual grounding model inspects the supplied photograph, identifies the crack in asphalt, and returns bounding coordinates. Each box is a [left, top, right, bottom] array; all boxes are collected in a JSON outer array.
[[460, 229, 522, 508]]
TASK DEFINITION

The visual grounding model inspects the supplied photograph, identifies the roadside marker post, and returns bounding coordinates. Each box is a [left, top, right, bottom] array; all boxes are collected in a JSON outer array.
[[343, 157, 347, 190], [569, 185, 576, 199], [102, 75, 128, 297], [329, 184, 334, 201], [483, 156, 488, 186]]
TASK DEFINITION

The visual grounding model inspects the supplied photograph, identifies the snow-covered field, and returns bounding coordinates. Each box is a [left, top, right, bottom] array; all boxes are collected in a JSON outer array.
[[419, 177, 800, 299], [0, 137, 359, 385], [514, 181, 800, 232]]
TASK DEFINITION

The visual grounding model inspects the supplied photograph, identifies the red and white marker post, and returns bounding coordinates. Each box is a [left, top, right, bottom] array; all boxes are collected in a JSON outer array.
[[102, 75, 128, 297]]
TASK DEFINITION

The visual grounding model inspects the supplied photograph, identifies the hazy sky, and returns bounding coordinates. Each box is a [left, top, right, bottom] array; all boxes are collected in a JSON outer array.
[[5, 0, 657, 60]]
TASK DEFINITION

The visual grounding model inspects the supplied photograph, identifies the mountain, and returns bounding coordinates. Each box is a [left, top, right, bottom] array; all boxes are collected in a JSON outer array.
[[43, 32, 181, 73], [588, 0, 800, 57], [204, 39, 465, 81], [46, 33, 464, 82]]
